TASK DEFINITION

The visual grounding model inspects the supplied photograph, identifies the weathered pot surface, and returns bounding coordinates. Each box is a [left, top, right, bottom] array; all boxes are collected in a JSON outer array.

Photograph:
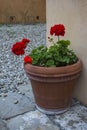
[[24, 59, 82, 115]]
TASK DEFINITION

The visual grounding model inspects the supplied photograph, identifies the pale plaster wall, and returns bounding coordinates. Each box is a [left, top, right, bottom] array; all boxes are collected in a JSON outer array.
[[46, 0, 87, 105]]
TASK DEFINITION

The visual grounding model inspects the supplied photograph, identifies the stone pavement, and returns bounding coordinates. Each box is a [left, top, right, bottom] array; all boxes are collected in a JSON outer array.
[[0, 81, 87, 130]]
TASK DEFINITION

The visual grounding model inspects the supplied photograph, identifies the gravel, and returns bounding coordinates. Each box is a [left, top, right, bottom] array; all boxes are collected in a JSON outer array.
[[0, 23, 46, 94]]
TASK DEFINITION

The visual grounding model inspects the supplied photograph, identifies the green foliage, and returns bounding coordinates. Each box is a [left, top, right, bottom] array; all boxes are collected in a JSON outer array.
[[30, 40, 78, 67]]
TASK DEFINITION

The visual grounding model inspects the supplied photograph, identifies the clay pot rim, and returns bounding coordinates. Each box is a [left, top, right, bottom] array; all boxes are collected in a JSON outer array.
[[24, 58, 82, 77]]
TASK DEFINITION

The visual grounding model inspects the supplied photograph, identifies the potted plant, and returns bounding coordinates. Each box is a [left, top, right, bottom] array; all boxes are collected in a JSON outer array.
[[11, 24, 82, 115]]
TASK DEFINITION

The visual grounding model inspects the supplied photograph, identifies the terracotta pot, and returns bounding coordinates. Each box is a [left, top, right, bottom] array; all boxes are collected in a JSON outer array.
[[24, 59, 82, 115]]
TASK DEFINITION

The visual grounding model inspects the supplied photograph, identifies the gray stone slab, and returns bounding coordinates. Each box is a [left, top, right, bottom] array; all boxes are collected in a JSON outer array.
[[51, 104, 87, 130], [7, 110, 59, 130], [17, 84, 35, 101], [0, 118, 9, 130], [0, 92, 35, 120]]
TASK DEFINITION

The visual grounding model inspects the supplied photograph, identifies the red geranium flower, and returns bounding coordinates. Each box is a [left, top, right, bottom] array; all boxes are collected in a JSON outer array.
[[12, 41, 26, 49], [50, 24, 65, 36], [12, 49, 25, 55], [22, 38, 30, 44], [24, 55, 32, 63], [11, 42, 25, 55], [11, 38, 30, 56], [20, 41, 26, 49]]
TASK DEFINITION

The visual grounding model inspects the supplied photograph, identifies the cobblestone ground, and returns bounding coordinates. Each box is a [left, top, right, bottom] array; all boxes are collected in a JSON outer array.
[[0, 24, 87, 130]]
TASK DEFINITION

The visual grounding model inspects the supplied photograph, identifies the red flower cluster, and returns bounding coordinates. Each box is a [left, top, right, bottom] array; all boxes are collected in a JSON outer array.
[[50, 24, 65, 36], [11, 42, 25, 55], [24, 55, 32, 63], [11, 38, 30, 55], [22, 38, 30, 44]]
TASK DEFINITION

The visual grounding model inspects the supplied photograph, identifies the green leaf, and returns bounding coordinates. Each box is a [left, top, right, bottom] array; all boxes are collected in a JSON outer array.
[[46, 60, 56, 67]]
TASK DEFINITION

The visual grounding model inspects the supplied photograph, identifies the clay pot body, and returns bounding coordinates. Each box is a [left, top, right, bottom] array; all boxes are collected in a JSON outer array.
[[24, 59, 82, 115]]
